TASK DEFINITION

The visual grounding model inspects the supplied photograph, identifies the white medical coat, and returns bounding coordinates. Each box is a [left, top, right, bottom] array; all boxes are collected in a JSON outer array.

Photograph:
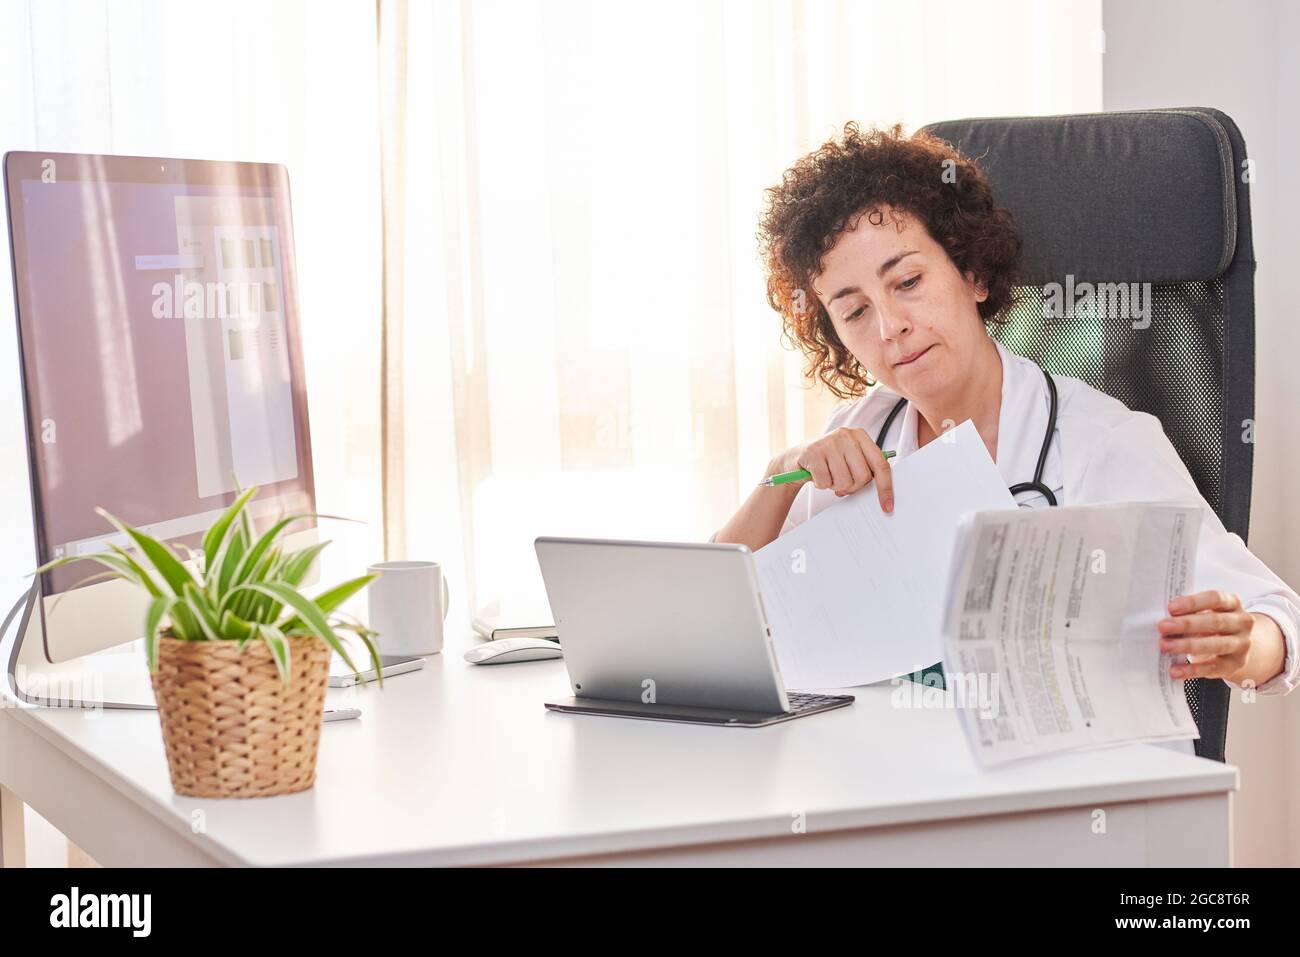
[[771, 338, 1300, 707]]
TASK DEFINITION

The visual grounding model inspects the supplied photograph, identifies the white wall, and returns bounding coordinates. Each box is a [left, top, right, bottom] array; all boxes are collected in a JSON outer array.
[[1103, 0, 1300, 867]]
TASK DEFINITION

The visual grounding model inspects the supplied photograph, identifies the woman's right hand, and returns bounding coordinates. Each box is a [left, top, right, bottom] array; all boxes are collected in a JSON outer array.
[[773, 427, 894, 513]]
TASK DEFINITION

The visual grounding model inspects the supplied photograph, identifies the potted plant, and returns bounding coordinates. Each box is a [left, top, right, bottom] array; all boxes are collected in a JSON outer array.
[[38, 487, 382, 798]]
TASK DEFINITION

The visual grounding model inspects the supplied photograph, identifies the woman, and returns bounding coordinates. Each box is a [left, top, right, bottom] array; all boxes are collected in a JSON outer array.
[[712, 122, 1298, 720]]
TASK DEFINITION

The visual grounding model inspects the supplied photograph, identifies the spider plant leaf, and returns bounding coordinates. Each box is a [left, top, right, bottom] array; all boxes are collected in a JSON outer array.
[[174, 541, 203, 573], [280, 541, 329, 587], [201, 485, 257, 571], [256, 623, 291, 684], [249, 548, 286, 620], [237, 505, 254, 554], [230, 514, 313, 589], [168, 601, 201, 642], [37, 551, 169, 620], [332, 618, 384, 688], [144, 595, 176, 672], [314, 574, 379, 615], [106, 544, 165, 597], [214, 525, 247, 594], [181, 583, 221, 642], [232, 582, 358, 674], [37, 552, 152, 595], [218, 609, 255, 645], [283, 574, 376, 632], [223, 544, 278, 619], [95, 508, 195, 597]]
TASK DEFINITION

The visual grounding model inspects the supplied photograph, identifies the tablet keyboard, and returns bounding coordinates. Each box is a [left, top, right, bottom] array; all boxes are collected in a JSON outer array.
[[785, 692, 850, 713]]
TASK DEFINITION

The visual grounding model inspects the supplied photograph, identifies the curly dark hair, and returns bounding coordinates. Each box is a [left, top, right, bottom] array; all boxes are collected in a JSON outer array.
[[759, 121, 1023, 400]]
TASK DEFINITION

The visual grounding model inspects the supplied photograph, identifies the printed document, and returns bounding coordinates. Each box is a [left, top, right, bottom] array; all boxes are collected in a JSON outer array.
[[754, 420, 1015, 688], [941, 502, 1201, 765]]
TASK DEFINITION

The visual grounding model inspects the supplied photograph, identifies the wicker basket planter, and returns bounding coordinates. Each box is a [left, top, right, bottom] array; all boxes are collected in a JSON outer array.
[[150, 634, 331, 798]]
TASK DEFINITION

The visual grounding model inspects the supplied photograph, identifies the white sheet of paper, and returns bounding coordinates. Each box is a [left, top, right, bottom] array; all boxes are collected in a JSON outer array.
[[754, 419, 1016, 689], [941, 502, 1202, 766]]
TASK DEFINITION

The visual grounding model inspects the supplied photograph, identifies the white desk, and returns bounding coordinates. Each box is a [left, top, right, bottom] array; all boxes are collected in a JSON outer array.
[[0, 627, 1237, 867]]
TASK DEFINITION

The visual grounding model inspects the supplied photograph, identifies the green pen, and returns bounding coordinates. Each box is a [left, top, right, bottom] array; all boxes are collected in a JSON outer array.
[[758, 450, 896, 487]]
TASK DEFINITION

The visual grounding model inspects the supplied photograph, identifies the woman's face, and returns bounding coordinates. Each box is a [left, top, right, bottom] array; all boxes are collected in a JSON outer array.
[[811, 208, 989, 402]]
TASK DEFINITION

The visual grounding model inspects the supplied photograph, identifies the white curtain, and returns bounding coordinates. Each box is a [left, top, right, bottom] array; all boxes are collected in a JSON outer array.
[[0, 0, 1104, 622], [377, 0, 1103, 619], [0, 0, 386, 597]]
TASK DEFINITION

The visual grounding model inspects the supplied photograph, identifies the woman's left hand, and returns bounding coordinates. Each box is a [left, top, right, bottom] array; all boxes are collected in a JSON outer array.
[[1159, 589, 1256, 681]]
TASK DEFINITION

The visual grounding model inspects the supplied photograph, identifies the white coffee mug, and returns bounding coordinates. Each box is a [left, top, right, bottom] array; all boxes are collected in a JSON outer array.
[[366, 561, 451, 657]]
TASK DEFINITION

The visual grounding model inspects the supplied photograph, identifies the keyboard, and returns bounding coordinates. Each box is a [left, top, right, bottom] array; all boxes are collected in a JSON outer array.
[[785, 691, 850, 714]]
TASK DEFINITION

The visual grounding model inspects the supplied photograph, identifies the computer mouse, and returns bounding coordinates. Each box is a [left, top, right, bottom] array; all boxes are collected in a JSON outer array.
[[463, 637, 564, 665]]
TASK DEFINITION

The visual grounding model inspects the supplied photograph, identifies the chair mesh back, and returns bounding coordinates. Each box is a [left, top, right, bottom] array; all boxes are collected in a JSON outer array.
[[991, 278, 1228, 520]]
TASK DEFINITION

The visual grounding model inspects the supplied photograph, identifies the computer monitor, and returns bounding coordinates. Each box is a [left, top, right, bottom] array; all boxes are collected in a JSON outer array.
[[4, 152, 317, 681]]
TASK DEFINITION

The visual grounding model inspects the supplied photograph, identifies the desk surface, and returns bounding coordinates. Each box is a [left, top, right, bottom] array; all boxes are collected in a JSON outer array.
[[3, 627, 1238, 867]]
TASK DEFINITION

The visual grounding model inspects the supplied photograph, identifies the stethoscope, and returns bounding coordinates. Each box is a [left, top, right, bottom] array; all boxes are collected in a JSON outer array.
[[873, 365, 1060, 508]]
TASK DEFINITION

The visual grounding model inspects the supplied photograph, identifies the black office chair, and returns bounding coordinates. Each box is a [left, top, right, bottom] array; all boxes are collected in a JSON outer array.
[[919, 107, 1255, 763]]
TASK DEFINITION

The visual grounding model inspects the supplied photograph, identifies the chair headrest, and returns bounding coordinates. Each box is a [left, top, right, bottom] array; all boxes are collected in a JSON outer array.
[[921, 108, 1243, 284]]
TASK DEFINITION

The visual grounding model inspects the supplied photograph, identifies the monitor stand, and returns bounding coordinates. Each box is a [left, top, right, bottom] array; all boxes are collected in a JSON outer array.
[[1, 584, 156, 711]]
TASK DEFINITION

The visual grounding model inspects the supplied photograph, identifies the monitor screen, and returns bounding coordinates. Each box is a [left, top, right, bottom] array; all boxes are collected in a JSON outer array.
[[5, 152, 316, 596]]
